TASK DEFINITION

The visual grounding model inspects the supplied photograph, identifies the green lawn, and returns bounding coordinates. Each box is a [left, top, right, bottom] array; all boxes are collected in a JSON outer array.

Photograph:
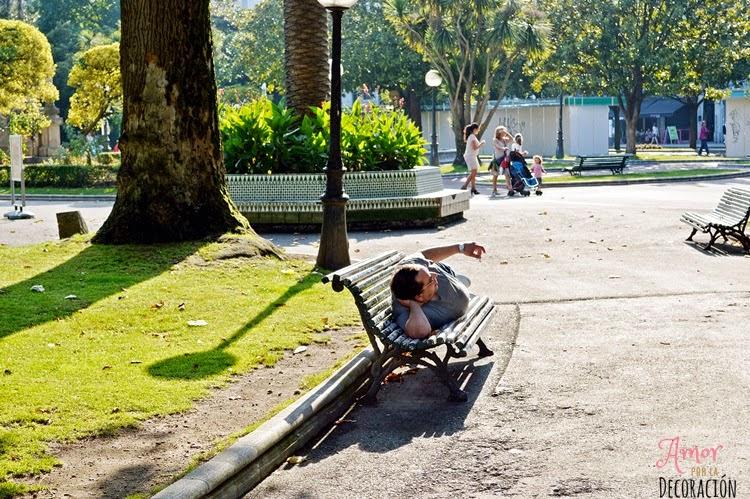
[[0, 187, 116, 196], [543, 168, 742, 183], [0, 237, 359, 496]]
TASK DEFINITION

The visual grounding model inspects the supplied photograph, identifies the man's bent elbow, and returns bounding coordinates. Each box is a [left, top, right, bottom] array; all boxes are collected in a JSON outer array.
[[405, 324, 433, 339]]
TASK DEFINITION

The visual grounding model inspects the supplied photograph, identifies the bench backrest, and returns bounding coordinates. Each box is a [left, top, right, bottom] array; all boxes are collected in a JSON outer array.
[[322, 250, 404, 340], [577, 155, 629, 168], [715, 188, 750, 226]]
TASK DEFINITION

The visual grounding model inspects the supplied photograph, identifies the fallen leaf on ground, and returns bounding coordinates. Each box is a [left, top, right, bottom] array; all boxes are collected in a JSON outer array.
[[187, 320, 208, 327], [178, 302, 186, 311], [152, 301, 164, 309], [64, 295, 78, 300], [293, 346, 308, 354], [31, 285, 45, 293], [287, 456, 305, 464]]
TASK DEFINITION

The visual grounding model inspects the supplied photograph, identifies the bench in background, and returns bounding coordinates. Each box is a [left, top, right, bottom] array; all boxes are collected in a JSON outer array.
[[323, 251, 495, 403], [563, 155, 630, 176], [680, 187, 750, 252]]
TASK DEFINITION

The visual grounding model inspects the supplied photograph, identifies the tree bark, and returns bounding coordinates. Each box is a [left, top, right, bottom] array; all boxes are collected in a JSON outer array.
[[452, 89, 466, 165], [405, 88, 421, 130], [94, 0, 249, 243], [284, 0, 329, 117]]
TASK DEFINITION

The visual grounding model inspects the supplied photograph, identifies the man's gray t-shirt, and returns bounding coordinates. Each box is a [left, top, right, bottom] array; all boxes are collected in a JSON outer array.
[[391, 254, 471, 332]]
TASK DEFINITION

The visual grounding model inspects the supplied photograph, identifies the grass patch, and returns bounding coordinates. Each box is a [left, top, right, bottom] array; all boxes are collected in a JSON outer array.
[[544, 168, 742, 183], [0, 187, 116, 196], [0, 237, 359, 493]]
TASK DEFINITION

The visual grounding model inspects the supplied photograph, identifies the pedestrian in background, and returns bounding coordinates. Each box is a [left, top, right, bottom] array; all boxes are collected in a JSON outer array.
[[461, 123, 484, 195], [698, 121, 710, 156]]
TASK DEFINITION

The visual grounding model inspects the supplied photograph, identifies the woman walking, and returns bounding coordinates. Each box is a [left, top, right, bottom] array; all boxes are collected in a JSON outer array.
[[461, 123, 484, 195], [491, 126, 513, 197]]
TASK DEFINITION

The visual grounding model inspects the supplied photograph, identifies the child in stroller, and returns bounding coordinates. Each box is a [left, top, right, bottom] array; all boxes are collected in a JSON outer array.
[[507, 150, 539, 196]]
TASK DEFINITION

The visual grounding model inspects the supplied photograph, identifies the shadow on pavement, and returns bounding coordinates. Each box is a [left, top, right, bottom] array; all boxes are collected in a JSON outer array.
[[293, 355, 494, 464]]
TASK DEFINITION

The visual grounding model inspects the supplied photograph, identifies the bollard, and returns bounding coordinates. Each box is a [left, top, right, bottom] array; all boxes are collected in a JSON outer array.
[[56, 211, 89, 239]]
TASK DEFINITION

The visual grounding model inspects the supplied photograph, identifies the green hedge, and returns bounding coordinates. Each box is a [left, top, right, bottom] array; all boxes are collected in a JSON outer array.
[[220, 98, 427, 174], [0, 164, 119, 188]]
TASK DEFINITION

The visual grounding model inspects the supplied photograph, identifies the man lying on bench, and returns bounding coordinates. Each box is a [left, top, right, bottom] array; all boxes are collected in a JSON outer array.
[[389, 242, 492, 354]]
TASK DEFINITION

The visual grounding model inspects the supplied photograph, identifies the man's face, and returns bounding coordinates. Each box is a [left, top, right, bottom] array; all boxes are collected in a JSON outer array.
[[413, 266, 438, 304]]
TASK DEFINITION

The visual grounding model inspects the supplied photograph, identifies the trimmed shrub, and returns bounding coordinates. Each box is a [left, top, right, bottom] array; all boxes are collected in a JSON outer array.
[[0, 164, 119, 187], [220, 98, 426, 174]]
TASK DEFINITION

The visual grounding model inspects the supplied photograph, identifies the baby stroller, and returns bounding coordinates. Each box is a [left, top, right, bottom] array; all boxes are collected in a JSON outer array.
[[507, 160, 540, 197]]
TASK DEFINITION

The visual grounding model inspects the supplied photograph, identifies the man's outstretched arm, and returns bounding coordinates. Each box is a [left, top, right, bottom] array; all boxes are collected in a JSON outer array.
[[421, 242, 485, 262]]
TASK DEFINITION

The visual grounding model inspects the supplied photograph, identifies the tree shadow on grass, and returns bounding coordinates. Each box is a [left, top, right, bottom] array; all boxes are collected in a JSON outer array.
[[147, 276, 318, 380], [0, 242, 203, 341]]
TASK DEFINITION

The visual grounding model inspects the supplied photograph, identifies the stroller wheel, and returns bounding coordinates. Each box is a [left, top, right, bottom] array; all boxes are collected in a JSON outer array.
[[522, 190, 530, 197], [535, 190, 543, 196], [507, 190, 515, 197]]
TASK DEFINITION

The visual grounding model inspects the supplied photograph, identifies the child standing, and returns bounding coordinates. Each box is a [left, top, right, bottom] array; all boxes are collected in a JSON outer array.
[[531, 155, 546, 195]]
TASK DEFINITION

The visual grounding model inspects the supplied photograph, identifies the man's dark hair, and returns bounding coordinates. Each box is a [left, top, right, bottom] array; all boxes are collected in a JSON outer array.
[[390, 264, 422, 300]]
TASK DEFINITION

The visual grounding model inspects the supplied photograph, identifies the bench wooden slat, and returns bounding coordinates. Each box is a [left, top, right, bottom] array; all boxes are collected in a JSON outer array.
[[436, 296, 490, 344], [457, 305, 497, 351], [344, 253, 406, 288], [322, 250, 401, 285], [455, 300, 496, 350]]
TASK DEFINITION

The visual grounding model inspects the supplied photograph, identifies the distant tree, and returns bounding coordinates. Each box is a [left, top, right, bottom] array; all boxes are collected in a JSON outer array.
[[8, 99, 51, 153], [29, 0, 120, 120], [545, 0, 703, 154], [0, 20, 58, 115], [211, 0, 284, 96], [67, 43, 122, 136], [386, 0, 547, 164], [342, 0, 430, 126], [657, 0, 750, 148], [94, 0, 250, 243]]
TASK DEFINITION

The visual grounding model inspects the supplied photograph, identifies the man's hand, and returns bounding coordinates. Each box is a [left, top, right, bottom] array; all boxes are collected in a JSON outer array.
[[463, 242, 486, 260], [397, 298, 419, 308]]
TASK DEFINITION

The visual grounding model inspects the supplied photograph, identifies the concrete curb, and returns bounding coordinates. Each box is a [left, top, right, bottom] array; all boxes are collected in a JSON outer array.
[[153, 348, 376, 498], [0, 194, 116, 202]]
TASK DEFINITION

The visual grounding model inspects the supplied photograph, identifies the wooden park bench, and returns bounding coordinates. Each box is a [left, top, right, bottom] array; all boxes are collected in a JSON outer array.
[[680, 187, 750, 252], [323, 250, 495, 403], [563, 155, 630, 176]]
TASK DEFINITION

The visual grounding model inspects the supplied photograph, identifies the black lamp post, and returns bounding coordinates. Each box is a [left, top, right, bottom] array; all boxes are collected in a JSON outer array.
[[425, 70, 442, 167], [316, 0, 357, 270], [555, 93, 565, 159]]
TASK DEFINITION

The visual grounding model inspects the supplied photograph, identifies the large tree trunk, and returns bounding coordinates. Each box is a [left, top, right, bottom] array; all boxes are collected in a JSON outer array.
[[284, 0, 328, 117], [451, 89, 466, 165], [94, 0, 249, 243], [405, 88, 421, 129]]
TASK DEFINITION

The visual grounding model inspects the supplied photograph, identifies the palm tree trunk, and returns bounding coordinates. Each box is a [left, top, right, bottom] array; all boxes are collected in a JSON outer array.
[[284, 0, 329, 117], [94, 0, 249, 243]]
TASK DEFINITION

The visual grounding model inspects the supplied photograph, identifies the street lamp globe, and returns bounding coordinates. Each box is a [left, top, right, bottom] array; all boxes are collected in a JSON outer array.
[[316, 0, 357, 8], [425, 69, 442, 88]]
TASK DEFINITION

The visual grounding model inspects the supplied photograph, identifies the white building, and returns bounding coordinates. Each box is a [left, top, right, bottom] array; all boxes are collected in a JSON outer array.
[[725, 87, 750, 157], [421, 96, 612, 158]]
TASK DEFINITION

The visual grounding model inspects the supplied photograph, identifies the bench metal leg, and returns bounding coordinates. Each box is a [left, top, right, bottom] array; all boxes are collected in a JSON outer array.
[[686, 228, 697, 241], [361, 351, 404, 406], [476, 338, 494, 358]]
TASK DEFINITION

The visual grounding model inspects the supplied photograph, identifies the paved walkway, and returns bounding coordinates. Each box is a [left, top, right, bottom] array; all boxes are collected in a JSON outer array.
[[249, 178, 750, 498], [3, 177, 749, 498]]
